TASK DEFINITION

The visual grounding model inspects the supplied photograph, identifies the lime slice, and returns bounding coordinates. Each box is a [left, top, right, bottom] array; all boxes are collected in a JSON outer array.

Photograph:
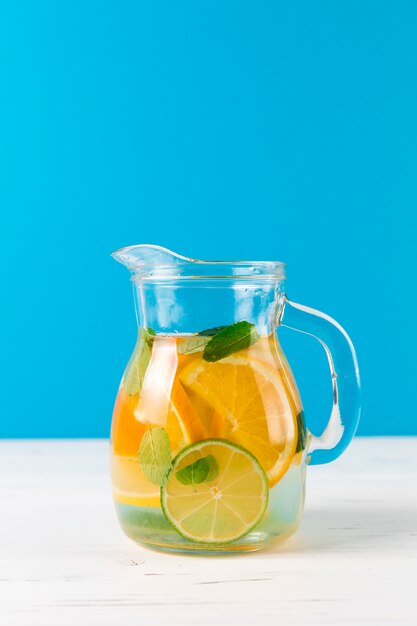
[[161, 439, 268, 544]]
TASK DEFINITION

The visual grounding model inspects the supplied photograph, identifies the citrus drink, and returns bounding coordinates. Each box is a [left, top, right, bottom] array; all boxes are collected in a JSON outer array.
[[110, 325, 308, 553]]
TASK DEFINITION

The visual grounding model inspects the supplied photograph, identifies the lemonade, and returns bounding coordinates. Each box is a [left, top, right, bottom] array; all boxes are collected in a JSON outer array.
[[110, 245, 361, 553], [110, 322, 308, 553]]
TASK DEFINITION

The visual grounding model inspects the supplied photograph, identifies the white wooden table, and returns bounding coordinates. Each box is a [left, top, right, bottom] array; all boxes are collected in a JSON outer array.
[[0, 438, 416, 625]]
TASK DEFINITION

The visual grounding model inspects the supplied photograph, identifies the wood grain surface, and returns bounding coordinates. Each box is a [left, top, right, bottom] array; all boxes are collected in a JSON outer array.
[[1, 438, 416, 625]]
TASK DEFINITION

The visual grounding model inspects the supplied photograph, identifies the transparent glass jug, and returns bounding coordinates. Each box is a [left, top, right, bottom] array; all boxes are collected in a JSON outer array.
[[110, 245, 360, 554]]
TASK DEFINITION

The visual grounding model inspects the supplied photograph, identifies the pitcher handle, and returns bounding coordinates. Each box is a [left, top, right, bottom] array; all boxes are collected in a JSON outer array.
[[279, 297, 361, 465]]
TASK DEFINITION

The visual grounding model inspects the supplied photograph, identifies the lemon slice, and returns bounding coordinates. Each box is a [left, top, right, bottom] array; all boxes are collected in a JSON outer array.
[[110, 455, 160, 507], [161, 439, 268, 544]]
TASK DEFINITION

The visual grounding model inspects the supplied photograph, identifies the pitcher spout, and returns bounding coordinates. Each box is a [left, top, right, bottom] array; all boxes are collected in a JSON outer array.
[[111, 244, 195, 273], [111, 243, 286, 338]]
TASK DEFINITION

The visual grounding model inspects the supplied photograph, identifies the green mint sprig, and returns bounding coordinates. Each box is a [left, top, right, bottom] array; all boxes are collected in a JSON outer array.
[[138, 426, 172, 486], [197, 325, 228, 337], [123, 327, 155, 396], [178, 321, 260, 361], [203, 321, 260, 362], [175, 455, 219, 487], [295, 411, 307, 453], [177, 335, 211, 356], [138, 428, 221, 491], [177, 326, 228, 356]]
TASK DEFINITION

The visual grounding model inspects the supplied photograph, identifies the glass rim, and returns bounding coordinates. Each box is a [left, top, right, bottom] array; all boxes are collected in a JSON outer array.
[[112, 244, 286, 281]]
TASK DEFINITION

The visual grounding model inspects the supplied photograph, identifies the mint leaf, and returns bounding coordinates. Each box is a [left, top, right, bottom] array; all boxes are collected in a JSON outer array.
[[203, 321, 260, 362], [175, 454, 219, 486], [138, 427, 172, 485], [178, 335, 210, 355], [205, 455, 220, 481], [123, 327, 155, 396], [178, 326, 228, 355], [198, 325, 228, 337], [295, 411, 307, 453]]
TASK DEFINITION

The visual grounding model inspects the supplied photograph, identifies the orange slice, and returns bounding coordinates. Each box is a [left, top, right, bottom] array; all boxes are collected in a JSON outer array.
[[111, 387, 147, 457], [180, 355, 297, 486]]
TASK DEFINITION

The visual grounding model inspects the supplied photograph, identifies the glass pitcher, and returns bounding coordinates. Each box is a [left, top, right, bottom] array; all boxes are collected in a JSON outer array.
[[110, 245, 360, 554]]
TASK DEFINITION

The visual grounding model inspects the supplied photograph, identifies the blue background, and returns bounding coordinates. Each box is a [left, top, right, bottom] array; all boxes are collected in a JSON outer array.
[[1, 1, 416, 438]]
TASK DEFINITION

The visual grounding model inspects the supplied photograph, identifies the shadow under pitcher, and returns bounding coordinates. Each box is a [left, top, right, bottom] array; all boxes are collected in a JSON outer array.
[[110, 245, 361, 554]]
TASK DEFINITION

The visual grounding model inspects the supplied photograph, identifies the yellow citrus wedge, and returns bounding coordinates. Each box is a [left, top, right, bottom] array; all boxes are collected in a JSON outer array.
[[110, 454, 160, 507], [180, 356, 297, 486]]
